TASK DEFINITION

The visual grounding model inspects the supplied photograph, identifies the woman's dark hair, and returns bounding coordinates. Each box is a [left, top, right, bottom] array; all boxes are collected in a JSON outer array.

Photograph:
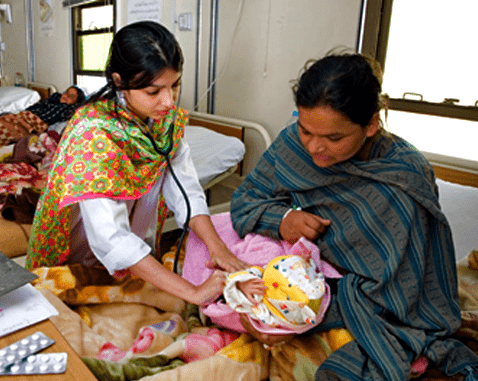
[[71, 86, 86, 105], [293, 53, 383, 127], [88, 21, 184, 103]]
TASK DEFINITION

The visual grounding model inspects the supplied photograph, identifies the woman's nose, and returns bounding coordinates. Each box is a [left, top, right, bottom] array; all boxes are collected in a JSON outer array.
[[308, 137, 326, 153], [159, 88, 174, 108]]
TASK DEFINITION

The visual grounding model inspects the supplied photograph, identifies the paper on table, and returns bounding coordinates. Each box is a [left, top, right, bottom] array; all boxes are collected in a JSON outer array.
[[0, 283, 58, 337]]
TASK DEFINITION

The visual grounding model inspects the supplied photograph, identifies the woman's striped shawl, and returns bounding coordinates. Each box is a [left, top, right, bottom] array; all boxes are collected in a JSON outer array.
[[231, 126, 478, 380]]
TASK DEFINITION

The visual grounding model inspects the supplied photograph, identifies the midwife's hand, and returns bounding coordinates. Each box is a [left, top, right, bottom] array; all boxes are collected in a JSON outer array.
[[279, 210, 331, 243], [206, 243, 250, 273], [189, 214, 250, 272], [239, 314, 295, 348], [193, 269, 227, 305]]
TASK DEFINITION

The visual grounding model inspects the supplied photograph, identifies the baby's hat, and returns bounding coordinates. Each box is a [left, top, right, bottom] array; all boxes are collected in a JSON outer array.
[[262, 254, 326, 326]]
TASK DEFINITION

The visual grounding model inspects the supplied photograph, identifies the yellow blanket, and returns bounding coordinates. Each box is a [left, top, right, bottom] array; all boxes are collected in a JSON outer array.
[[31, 264, 352, 381]]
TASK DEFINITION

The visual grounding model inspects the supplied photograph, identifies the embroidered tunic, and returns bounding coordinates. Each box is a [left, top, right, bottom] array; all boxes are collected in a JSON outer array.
[[26, 99, 204, 271]]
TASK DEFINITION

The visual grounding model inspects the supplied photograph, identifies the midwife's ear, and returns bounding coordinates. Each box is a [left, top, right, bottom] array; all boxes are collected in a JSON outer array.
[[112, 73, 122, 88]]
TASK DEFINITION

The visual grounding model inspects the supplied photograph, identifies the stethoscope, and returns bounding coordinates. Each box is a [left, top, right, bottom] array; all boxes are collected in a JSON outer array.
[[117, 91, 191, 275]]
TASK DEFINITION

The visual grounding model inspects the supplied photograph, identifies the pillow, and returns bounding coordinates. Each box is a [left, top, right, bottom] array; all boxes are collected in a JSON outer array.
[[0, 86, 41, 114], [437, 179, 478, 261], [185, 126, 245, 186]]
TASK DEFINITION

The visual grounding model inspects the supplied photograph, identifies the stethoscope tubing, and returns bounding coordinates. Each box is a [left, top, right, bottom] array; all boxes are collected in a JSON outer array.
[[116, 93, 191, 275], [145, 115, 191, 274]]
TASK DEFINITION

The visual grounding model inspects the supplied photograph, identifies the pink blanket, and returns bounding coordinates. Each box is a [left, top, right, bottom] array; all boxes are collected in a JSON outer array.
[[183, 212, 342, 334]]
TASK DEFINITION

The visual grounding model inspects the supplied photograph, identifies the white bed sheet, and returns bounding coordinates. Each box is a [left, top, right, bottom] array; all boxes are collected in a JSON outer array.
[[0, 86, 41, 114], [185, 125, 245, 187], [438, 178, 478, 261]]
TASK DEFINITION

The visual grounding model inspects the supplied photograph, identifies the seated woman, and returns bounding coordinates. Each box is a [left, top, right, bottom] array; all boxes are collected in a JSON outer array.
[[230, 53, 478, 380], [0, 85, 86, 147]]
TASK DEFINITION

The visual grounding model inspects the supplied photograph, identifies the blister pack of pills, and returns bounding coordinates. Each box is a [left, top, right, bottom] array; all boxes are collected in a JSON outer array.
[[0, 331, 67, 375], [0, 353, 68, 375]]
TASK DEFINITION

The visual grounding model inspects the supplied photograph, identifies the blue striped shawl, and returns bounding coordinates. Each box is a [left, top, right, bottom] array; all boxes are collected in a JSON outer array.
[[231, 125, 478, 380]]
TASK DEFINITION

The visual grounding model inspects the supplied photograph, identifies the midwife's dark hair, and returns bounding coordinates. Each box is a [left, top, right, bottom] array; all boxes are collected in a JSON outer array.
[[293, 52, 384, 127], [88, 21, 184, 103]]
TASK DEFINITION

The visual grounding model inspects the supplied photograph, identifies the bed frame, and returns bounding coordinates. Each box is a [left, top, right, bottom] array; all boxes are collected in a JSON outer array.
[[26, 81, 57, 101], [432, 164, 478, 188], [188, 111, 272, 177]]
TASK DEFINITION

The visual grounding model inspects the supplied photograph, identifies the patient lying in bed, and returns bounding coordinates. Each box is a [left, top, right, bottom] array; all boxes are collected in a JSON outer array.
[[0, 86, 85, 147], [0, 86, 86, 224]]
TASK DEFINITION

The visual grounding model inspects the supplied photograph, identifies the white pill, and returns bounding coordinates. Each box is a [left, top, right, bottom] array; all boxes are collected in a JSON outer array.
[[39, 364, 48, 372], [25, 364, 35, 372]]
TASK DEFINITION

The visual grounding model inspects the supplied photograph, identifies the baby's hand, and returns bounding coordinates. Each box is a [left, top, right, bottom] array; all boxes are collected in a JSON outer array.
[[237, 278, 267, 304]]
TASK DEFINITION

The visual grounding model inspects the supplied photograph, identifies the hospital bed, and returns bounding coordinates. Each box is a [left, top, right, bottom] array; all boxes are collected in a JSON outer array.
[[0, 82, 57, 114]]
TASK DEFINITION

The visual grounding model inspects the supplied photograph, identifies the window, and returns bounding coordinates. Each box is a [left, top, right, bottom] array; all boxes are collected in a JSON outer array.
[[71, 0, 115, 95], [360, 0, 478, 168]]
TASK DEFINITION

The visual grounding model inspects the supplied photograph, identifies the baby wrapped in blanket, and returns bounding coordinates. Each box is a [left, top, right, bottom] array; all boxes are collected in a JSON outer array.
[[224, 248, 328, 330], [183, 213, 342, 334]]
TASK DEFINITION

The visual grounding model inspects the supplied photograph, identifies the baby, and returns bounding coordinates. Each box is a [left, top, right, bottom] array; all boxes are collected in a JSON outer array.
[[223, 237, 342, 334]]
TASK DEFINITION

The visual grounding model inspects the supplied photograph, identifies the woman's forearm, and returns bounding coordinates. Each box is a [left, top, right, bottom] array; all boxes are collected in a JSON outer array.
[[188, 214, 249, 272], [188, 214, 227, 252], [129, 255, 199, 302]]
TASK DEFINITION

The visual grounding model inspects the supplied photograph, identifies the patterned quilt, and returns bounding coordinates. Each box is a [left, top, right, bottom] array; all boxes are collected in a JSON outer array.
[[28, 245, 478, 381]]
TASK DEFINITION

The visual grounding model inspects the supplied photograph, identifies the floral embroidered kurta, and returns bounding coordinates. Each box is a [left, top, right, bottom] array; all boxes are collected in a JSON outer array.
[[26, 99, 187, 269]]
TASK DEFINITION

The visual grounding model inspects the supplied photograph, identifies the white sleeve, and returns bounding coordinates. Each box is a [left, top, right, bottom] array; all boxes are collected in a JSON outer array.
[[163, 139, 209, 228], [79, 198, 151, 275]]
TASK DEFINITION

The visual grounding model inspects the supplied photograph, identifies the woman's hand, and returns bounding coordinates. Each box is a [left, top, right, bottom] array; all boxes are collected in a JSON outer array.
[[206, 243, 250, 272], [237, 278, 267, 304], [192, 269, 227, 305], [189, 214, 250, 272], [239, 314, 295, 348], [279, 210, 331, 243], [129, 255, 226, 306]]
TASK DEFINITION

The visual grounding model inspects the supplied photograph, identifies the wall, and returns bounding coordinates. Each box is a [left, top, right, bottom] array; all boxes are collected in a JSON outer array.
[[0, 1, 29, 85], [1, 0, 362, 170], [0, 1, 73, 90]]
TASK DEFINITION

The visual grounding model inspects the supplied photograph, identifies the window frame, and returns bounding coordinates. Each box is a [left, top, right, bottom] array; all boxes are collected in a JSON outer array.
[[71, 0, 115, 83], [359, 0, 478, 123]]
